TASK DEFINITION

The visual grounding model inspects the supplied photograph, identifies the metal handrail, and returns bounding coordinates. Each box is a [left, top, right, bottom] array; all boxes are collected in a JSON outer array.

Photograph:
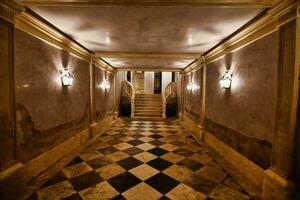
[[162, 82, 176, 118], [122, 81, 135, 118]]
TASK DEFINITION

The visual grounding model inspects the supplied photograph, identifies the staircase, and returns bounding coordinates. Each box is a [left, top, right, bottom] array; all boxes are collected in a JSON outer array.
[[134, 94, 163, 120]]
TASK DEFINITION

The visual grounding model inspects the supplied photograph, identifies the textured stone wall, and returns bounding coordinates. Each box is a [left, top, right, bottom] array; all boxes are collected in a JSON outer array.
[[0, 19, 16, 170], [183, 68, 202, 124], [205, 32, 279, 169], [175, 72, 182, 116], [14, 29, 90, 162], [94, 66, 114, 121], [115, 71, 126, 114]]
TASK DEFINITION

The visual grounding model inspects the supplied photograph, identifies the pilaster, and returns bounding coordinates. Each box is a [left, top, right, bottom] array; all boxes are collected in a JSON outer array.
[[262, 2, 299, 199]]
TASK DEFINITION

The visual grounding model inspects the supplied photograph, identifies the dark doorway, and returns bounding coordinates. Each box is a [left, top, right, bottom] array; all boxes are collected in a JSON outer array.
[[127, 71, 131, 82], [172, 72, 175, 82], [154, 72, 162, 94]]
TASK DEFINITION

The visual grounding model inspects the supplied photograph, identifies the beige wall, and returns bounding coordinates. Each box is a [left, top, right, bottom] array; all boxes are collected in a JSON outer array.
[[162, 72, 172, 94], [144, 72, 154, 94], [14, 29, 90, 162], [0, 18, 16, 170], [181, 31, 279, 169]]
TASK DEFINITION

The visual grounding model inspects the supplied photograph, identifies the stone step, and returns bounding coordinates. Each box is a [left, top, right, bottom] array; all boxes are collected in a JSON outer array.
[[135, 113, 162, 117], [134, 111, 162, 116], [135, 109, 162, 112], [132, 116, 163, 121]]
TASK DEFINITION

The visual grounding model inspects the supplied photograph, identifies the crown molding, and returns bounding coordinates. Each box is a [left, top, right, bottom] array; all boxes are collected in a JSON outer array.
[[14, 10, 116, 73], [14, 11, 91, 62], [0, 1, 23, 23], [95, 52, 201, 60], [182, 59, 204, 74], [93, 55, 116, 74], [182, 0, 298, 73], [116, 67, 181, 72], [204, 0, 297, 64], [21, 0, 277, 8]]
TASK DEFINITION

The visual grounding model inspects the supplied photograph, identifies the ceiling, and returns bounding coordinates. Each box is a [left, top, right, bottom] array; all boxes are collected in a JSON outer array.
[[26, 2, 264, 70]]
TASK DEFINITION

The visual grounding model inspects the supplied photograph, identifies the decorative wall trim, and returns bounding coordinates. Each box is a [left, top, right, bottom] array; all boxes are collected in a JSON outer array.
[[183, 59, 203, 74], [21, 0, 276, 8], [204, 0, 296, 64], [14, 11, 91, 62], [0, 3, 16, 22], [117, 67, 181, 72], [0, 1, 22, 23], [93, 56, 116, 73], [182, 0, 297, 74], [14, 10, 116, 73]]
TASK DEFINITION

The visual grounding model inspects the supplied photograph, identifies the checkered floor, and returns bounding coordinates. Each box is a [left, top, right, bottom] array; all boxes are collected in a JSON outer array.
[[29, 119, 251, 200]]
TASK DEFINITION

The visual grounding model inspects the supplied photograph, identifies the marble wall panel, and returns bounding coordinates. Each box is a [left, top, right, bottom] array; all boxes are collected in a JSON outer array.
[[94, 66, 114, 121], [0, 19, 16, 170], [205, 31, 279, 168], [14, 29, 90, 162]]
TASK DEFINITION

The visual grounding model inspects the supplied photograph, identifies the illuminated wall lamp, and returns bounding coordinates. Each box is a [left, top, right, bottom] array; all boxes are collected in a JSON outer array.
[[100, 80, 110, 90], [60, 69, 74, 86], [187, 82, 195, 90], [219, 71, 232, 89]]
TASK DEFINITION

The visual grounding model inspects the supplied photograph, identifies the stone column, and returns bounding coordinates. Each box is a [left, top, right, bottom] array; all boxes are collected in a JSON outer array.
[[199, 57, 206, 139], [89, 56, 97, 137], [262, 2, 300, 199], [0, 2, 25, 199], [113, 70, 117, 119], [179, 72, 185, 121]]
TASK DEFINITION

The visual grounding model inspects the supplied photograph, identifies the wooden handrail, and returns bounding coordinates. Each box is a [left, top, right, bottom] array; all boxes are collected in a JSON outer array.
[[162, 82, 176, 118], [122, 81, 135, 118]]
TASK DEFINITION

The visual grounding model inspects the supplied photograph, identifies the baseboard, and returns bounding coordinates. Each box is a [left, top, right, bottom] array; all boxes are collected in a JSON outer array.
[[90, 115, 115, 137], [0, 116, 116, 199], [22, 128, 90, 184], [180, 114, 202, 140], [181, 114, 264, 197]]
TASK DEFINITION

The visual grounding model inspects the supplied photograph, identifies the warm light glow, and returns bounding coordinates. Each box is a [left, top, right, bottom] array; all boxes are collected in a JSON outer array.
[[100, 80, 110, 90], [219, 71, 232, 89], [60, 68, 74, 86], [187, 82, 196, 90]]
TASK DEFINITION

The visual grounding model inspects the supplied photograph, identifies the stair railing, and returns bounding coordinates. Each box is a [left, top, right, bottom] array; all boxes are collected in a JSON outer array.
[[122, 81, 135, 118], [162, 82, 177, 118]]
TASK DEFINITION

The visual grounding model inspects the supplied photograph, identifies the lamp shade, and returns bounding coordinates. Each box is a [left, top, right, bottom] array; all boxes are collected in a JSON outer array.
[[219, 71, 232, 89], [61, 69, 74, 86]]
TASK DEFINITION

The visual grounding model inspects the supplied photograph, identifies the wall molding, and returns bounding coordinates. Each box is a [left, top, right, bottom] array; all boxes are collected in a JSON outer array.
[[13, 9, 116, 73], [0, 1, 22, 23], [14, 11, 91, 62], [93, 56, 116, 74], [182, 0, 298, 74]]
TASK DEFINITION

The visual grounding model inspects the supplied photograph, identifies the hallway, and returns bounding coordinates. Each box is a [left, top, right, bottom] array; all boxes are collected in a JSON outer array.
[[29, 119, 250, 200], [1, 1, 300, 200]]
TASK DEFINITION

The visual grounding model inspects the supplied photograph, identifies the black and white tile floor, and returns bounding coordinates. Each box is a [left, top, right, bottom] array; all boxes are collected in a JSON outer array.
[[29, 119, 251, 200]]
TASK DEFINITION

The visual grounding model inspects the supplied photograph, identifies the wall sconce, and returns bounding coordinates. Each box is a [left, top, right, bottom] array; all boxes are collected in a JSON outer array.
[[219, 71, 232, 89], [187, 82, 196, 90], [100, 80, 110, 90], [60, 68, 74, 86]]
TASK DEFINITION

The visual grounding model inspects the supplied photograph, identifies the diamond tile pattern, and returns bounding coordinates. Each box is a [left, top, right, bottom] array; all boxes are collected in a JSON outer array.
[[31, 119, 251, 200]]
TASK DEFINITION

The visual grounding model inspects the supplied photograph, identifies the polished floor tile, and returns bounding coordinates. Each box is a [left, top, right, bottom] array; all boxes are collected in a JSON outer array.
[[31, 118, 251, 200]]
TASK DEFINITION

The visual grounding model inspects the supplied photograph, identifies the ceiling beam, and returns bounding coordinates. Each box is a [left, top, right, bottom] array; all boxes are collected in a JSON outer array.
[[21, 0, 277, 8], [117, 67, 182, 72], [95, 52, 201, 59]]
